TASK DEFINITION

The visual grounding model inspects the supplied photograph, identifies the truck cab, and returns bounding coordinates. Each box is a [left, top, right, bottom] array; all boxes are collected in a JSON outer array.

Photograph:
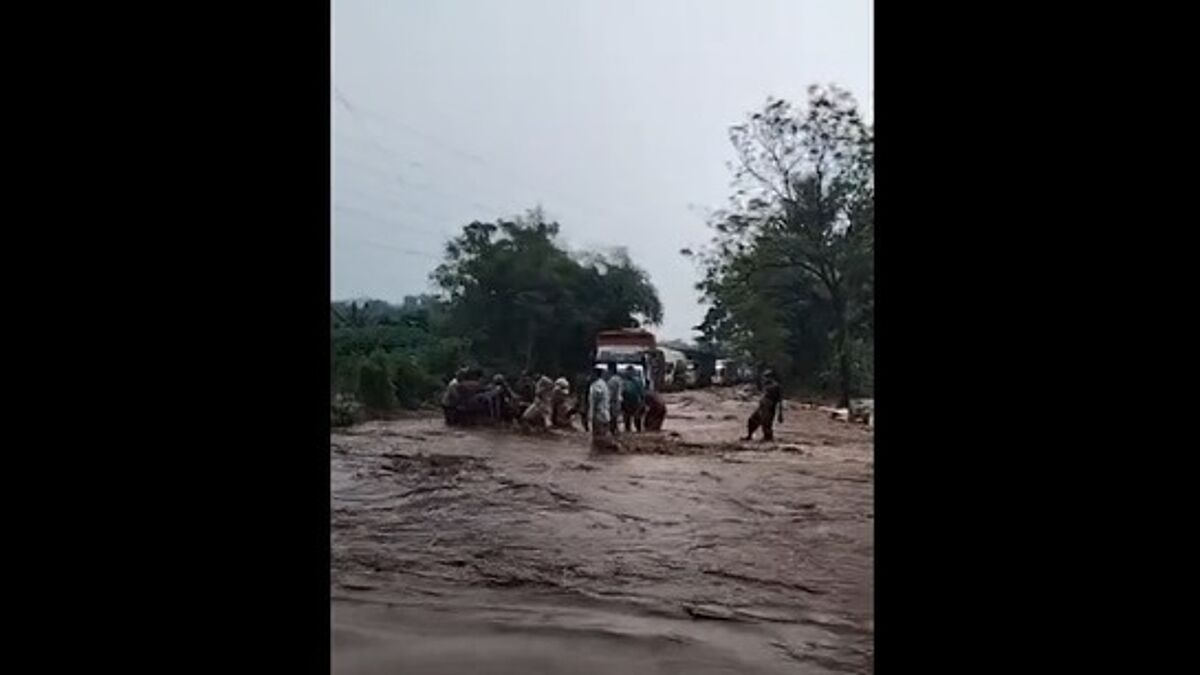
[[594, 328, 661, 391]]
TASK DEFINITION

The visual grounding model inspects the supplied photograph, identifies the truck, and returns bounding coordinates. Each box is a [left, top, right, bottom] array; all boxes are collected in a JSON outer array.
[[594, 328, 665, 391]]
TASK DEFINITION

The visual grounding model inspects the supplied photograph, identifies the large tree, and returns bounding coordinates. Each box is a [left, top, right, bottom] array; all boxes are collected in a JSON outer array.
[[687, 85, 873, 406], [433, 208, 662, 376]]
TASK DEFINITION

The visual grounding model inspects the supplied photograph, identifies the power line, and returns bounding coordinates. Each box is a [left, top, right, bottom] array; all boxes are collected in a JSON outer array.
[[336, 88, 487, 166], [336, 184, 502, 232], [336, 184, 457, 223], [334, 203, 450, 241], [333, 234, 443, 261], [333, 88, 636, 229], [333, 150, 512, 218]]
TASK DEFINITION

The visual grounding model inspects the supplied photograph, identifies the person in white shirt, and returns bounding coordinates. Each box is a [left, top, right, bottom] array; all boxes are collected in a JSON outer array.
[[588, 369, 613, 448]]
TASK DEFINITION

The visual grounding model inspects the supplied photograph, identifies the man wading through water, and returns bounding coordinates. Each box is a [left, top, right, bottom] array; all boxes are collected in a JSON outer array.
[[744, 369, 784, 441], [606, 366, 624, 437], [588, 368, 616, 450], [520, 374, 556, 431], [621, 365, 645, 432]]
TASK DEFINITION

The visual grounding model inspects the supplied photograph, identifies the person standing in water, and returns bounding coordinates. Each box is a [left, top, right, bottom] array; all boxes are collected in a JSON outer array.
[[550, 377, 574, 428], [642, 390, 666, 431], [606, 366, 624, 436], [620, 365, 645, 432], [587, 369, 614, 449], [743, 369, 784, 441], [520, 375, 556, 431]]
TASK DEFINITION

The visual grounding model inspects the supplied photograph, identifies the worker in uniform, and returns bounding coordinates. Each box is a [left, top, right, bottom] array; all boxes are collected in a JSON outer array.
[[743, 369, 784, 441]]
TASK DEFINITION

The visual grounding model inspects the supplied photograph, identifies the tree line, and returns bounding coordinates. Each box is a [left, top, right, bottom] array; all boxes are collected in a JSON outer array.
[[332, 209, 661, 419]]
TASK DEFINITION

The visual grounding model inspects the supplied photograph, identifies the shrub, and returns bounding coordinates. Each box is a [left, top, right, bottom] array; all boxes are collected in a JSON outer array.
[[332, 352, 364, 397], [389, 355, 440, 410], [331, 393, 363, 427], [357, 351, 397, 412]]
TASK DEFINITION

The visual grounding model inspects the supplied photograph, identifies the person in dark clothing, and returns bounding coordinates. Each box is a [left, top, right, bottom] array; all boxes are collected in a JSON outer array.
[[642, 390, 666, 431], [620, 366, 645, 432], [572, 373, 591, 430], [484, 374, 517, 423], [514, 370, 536, 406], [743, 370, 784, 441]]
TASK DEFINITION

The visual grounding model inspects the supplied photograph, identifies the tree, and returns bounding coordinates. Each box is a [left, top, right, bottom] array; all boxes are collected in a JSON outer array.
[[687, 85, 873, 406], [433, 208, 662, 376]]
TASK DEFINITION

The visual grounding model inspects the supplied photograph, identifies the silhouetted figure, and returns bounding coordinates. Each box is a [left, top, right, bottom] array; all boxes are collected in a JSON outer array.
[[744, 370, 783, 441], [643, 391, 666, 431]]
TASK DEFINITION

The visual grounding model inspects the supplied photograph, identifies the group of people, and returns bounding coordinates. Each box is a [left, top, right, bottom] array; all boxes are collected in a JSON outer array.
[[585, 364, 667, 449], [440, 367, 584, 431], [442, 363, 785, 446]]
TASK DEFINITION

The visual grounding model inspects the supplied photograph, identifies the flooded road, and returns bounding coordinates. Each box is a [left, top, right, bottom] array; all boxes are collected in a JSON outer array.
[[332, 389, 874, 674]]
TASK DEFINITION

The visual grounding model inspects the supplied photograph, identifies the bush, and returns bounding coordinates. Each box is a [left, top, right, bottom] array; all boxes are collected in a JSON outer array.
[[389, 355, 441, 410], [810, 337, 873, 399], [331, 393, 363, 427], [850, 337, 874, 397], [357, 351, 397, 412], [420, 336, 472, 381], [332, 352, 364, 397]]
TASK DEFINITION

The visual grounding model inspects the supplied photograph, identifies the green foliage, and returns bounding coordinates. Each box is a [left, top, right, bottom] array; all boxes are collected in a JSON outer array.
[[331, 210, 663, 416], [333, 353, 364, 397], [686, 85, 874, 405], [419, 336, 471, 382], [356, 350, 397, 412], [388, 354, 441, 410], [432, 208, 662, 376]]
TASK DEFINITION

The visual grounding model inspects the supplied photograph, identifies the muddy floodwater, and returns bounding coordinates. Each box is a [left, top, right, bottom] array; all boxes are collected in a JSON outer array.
[[332, 389, 874, 674]]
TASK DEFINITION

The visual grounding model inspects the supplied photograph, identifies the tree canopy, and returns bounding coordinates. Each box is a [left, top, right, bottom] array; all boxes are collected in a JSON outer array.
[[331, 207, 663, 415], [686, 85, 874, 405], [432, 208, 661, 376]]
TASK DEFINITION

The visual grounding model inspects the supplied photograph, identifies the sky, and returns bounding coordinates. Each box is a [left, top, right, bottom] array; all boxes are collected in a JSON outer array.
[[332, 0, 872, 341]]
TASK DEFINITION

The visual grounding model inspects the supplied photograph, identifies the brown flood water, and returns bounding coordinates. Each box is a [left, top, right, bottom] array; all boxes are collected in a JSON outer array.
[[332, 389, 874, 674]]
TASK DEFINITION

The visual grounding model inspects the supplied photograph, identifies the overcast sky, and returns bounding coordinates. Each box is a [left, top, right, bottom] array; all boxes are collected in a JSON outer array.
[[332, 0, 872, 341]]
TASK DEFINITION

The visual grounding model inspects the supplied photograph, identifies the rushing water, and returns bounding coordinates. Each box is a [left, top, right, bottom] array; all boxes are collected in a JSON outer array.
[[332, 390, 874, 674]]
